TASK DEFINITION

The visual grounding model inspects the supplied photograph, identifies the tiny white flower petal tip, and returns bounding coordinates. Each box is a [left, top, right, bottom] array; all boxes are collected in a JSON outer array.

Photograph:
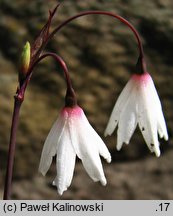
[[93, 176, 107, 186], [105, 72, 168, 157], [39, 105, 111, 195]]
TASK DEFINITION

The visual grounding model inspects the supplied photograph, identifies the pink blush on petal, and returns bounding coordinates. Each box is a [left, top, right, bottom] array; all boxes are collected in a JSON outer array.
[[61, 106, 83, 118], [132, 72, 152, 85]]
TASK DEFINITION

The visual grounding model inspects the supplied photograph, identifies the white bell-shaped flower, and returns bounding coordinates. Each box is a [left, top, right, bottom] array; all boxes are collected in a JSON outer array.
[[39, 105, 111, 195], [105, 72, 168, 157]]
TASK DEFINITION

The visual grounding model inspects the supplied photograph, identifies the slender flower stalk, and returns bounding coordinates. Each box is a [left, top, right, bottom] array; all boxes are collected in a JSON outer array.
[[48, 10, 147, 74], [36, 52, 76, 105], [3, 98, 22, 200]]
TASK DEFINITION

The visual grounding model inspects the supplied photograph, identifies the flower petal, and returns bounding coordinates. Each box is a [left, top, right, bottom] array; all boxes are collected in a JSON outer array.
[[96, 136, 111, 163], [53, 125, 76, 195], [69, 107, 109, 185], [137, 76, 161, 157], [157, 111, 168, 141], [117, 87, 138, 151], [39, 112, 67, 175], [148, 79, 168, 141], [87, 122, 111, 163], [105, 77, 134, 136]]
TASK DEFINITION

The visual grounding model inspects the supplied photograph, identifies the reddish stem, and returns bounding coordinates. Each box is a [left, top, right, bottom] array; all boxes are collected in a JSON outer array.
[[36, 52, 77, 107], [37, 52, 73, 91], [49, 10, 146, 73], [3, 98, 22, 200], [19, 52, 77, 105]]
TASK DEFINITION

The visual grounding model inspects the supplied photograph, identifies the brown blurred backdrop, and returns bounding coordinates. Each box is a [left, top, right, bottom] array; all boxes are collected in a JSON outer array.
[[0, 0, 173, 199]]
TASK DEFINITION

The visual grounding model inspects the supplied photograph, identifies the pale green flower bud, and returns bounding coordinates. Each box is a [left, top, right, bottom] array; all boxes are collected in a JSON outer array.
[[19, 41, 31, 83]]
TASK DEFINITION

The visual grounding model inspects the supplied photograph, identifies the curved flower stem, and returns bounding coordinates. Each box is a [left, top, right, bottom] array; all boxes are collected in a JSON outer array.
[[48, 10, 146, 73], [19, 52, 74, 97], [27, 52, 77, 106], [37, 53, 73, 91], [3, 97, 22, 200], [34, 52, 77, 106]]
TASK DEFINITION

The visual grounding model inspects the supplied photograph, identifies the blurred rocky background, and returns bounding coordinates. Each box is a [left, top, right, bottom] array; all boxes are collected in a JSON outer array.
[[0, 0, 173, 199]]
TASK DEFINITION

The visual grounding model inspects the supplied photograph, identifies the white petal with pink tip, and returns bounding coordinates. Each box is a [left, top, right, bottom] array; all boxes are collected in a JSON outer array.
[[39, 106, 111, 195], [105, 72, 168, 157]]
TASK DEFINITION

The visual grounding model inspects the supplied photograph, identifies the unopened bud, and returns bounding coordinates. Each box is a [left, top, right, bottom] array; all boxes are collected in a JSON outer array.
[[19, 41, 31, 83]]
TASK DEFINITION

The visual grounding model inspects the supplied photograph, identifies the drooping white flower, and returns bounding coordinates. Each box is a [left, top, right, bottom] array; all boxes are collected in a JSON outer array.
[[39, 105, 111, 195], [105, 72, 168, 157]]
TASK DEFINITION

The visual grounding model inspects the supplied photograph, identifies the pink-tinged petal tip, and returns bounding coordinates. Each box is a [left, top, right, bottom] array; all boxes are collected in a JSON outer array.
[[105, 71, 168, 157], [61, 105, 83, 118], [40, 104, 110, 195], [131, 72, 152, 84]]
